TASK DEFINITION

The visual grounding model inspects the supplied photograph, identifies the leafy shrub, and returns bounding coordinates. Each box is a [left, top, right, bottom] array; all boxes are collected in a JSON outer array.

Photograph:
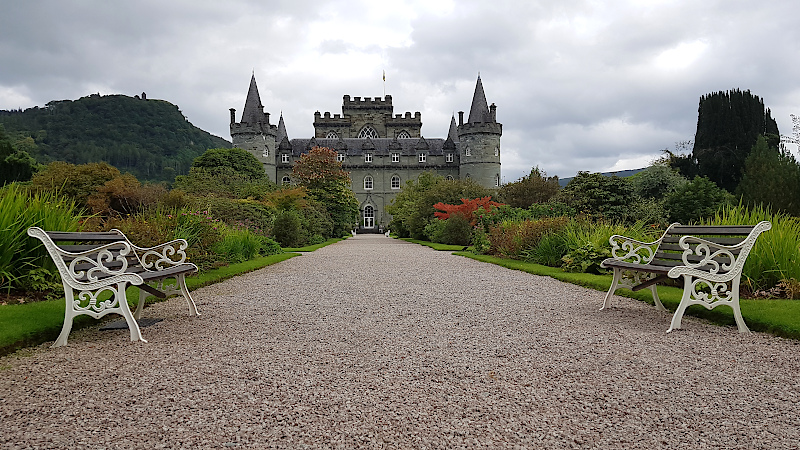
[[522, 231, 569, 267], [272, 210, 302, 247], [498, 166, 560, 208], [554, 172, 633, 222], [439, 215, 473, 246], [213, 229, 266, 263], [561, 243, 611, 274], [86, 174, 168, 216], [528, 202, 577, 220], [31, 161, 121, 211]]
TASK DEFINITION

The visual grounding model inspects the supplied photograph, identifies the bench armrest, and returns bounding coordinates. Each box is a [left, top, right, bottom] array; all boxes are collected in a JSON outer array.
[[668, 221, 772, 280], [27, 227, 144, 288], [606, 224, 677, 265], [110, 229, 190, 270]]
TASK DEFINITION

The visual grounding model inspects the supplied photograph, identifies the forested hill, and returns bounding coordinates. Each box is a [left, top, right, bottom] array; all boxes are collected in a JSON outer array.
[[0, 93, 231, 182]]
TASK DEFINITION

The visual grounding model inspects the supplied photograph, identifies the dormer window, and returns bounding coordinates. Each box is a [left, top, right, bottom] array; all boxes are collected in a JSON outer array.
[[391, 153, 400, 163], [365, 153, 373, 163], [337, 152, 345, 162], [418, 153, 426, 163], [281, 154, 290, 164], [358, 125, 378, 139], [446, 153, 453, 163]]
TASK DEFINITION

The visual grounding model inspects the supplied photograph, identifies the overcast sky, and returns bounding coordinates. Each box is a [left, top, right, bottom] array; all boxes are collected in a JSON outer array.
[[2, 0, 799, 182]]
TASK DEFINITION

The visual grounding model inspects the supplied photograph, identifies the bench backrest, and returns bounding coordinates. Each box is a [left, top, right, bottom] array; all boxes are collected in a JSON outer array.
[[651, 224, 757, 274]]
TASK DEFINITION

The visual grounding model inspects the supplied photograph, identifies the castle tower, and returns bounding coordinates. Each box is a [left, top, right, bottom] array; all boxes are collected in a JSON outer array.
[[230, 74, 278, 181], [457, 75, 502, 188]]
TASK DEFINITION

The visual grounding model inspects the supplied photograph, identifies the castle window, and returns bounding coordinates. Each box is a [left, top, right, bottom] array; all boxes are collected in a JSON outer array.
[[446, 175, 455, 181], [495, 146, 500, 157], [495, 174, 501, 187], [364, 175, 373, 190], [397, 130, 411, 139], [262, 148, 269, 158], [418, 153, 426, 163], [391, 175, 400, 189], [446, 153, 453, 163], [465, 147, 471, 157], [358, 125, 378, 139], [365, 153, 373, 163], [337, 152, 345, 162], [282, 176, 291, 185], [281, 154, 290, 163], [326, 131, 338, 139], [391, 153, 400, 163]]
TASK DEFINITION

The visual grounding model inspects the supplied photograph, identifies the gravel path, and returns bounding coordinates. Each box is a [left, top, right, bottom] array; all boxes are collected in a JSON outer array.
[[1, 235, 799, 449]]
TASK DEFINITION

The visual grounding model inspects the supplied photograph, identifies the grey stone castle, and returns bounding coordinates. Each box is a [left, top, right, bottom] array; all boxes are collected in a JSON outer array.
[[229, 74, 501, 230]]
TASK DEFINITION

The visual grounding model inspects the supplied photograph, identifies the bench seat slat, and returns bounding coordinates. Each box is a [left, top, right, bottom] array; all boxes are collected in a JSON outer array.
[[667, 225, 755, 235], [661, 236, 747, 246]]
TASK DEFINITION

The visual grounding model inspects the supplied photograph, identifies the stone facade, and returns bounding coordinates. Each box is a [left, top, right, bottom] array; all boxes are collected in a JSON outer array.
[[230, 75, 501, 230]]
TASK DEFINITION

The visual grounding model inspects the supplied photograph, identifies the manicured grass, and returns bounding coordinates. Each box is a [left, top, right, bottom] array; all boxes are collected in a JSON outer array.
[[455, 252, 800, 339], [399, 238, 471, 252], [0, 252, 300, 356], [282, 237, 347, 252]]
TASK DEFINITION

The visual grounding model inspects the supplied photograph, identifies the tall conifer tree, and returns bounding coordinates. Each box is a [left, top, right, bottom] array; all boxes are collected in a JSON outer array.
[[692, 89, 779, 192]]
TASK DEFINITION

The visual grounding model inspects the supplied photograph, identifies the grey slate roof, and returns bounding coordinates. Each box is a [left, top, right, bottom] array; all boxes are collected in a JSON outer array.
[[286, 138, 448, 156], [448, 115, 459, 142], [467, 76, 490, 124], [241, 74, 265, 124], [277, 113, 287, 142]]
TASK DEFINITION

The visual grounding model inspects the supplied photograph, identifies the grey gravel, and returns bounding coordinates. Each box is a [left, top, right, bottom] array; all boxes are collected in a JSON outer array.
[[1, 235, 799, 449]]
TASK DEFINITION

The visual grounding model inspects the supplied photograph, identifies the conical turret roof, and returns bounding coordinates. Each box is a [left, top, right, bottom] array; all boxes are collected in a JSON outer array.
[[448, 114, 459, 142], [241, 74, 265, 124], [277, 113, 288, 142], [467, 75, 490, 124]]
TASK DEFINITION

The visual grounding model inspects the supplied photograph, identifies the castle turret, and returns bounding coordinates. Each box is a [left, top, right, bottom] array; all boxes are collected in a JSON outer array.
[[230, 74, 278, 181], [457, 75, 502, 188]]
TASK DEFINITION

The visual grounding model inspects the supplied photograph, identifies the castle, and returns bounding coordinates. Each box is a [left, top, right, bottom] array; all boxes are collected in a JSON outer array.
[[229, 74, 502, 231]]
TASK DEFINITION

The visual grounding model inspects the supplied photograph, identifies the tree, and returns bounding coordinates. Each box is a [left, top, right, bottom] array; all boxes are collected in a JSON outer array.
[[0, 124, 38, 185], [737, 135, 800, 216], [554, 172, 633, 222], [498, 166, 560, 208], [31, 161, 121, 210], [664, 176, 732, 224], [629, 164, 687, 199], [191, 147, 266, 180], [292, 147, 358, 237], [692, 89, 780, 192], [387, 172, 494, 239]]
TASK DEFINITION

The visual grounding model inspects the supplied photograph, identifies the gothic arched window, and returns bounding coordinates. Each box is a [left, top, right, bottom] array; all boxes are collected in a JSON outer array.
[[282, 176, 291, 185], [326, 131, 338, 139], [358, 125, 378, 139], [397, 130, 411, 139], [391, 175, 400, 189], [364, 175, 373, 190]]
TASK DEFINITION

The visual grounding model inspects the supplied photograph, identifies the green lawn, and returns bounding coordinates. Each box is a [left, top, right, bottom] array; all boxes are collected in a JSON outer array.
[[0, 252, 299, 356], [399, 238, 471, 252], [282, 237, 348, 252], [455, 252, 800, 339]]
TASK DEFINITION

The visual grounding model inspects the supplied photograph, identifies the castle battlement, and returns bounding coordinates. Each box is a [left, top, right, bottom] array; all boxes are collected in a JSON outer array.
[[343, 95, 392, 107]]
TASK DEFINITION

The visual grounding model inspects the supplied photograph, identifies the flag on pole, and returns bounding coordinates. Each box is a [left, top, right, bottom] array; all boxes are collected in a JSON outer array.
[[382, 70, 385, 82]]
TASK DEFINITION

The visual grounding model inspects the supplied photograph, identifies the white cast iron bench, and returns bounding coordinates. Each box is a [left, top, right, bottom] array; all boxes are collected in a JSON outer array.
[[27, 227, 201, 347], [599, 222, 771, 333]]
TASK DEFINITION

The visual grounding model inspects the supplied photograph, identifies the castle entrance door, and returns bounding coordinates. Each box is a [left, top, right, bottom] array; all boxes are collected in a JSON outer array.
[[363, 205, 375, 229]]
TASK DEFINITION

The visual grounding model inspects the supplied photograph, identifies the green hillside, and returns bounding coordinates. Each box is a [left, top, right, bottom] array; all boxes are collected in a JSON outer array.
[[0, 93, 231, 182]]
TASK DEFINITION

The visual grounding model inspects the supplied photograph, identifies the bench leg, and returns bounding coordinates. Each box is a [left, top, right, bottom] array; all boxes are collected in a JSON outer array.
[[650, 285, 666, 312], [52, 285, 77, 348], [133, 288, 148, 320], [729, 279, 750, 333], [667, 277, 693, 333], [177, 274, 200, 316], [601, 268, 622, 310], [115, 283, 147, 343]]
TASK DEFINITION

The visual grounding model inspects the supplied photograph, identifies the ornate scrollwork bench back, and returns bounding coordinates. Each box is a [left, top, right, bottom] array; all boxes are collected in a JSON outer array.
[[27, 227, 200, 347], [600, 221, 771, 333]]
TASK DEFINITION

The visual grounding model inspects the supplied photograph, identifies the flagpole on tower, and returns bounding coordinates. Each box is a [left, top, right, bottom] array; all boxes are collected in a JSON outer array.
[[382, 70, 386, 97]]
